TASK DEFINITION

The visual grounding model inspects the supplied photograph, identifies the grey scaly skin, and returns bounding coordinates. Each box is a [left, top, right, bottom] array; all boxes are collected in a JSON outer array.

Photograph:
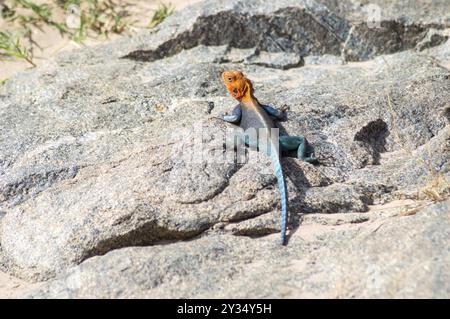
[[220, 70, 317, 245]]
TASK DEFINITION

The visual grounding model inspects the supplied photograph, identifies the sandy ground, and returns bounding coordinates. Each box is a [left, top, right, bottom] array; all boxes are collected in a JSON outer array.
[[0, 270, 41, 298], [0, 0, 202, 81]]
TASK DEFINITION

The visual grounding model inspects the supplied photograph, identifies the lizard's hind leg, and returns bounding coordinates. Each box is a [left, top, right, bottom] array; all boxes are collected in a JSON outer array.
[[279, 136, 318, 163]]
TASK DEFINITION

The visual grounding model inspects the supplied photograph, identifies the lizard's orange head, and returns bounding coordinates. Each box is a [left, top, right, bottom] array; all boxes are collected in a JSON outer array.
[[222, 70, 254, 101]]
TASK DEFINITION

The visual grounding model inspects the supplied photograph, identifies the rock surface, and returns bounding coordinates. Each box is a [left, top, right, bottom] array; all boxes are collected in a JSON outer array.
[[28, 200, 450, 298], [0, 0, 449, 297]]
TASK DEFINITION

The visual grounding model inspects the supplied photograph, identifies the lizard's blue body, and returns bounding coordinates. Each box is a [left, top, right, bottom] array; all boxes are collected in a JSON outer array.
[[220, 71, 317, 245]]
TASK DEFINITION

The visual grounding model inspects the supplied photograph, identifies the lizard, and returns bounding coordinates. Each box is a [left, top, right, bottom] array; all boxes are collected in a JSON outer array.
[[219, 70, 317, 245]]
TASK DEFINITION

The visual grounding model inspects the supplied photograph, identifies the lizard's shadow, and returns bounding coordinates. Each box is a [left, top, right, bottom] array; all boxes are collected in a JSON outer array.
[[281, 157, 311, 245], [276, 120, 317, 245], [276, 119, 317, 161]]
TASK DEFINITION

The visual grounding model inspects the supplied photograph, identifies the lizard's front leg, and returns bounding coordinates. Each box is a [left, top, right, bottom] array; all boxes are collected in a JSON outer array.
[[220, 104, 242, 123], [218, 104, 252, 152], [279, 136, 318, 163], [261, 104, 286, 120]]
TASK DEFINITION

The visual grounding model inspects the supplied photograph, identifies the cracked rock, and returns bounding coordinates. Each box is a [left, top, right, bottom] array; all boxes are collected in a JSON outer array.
[[0, 0, 449, 297], [28, 200, 450, 298]]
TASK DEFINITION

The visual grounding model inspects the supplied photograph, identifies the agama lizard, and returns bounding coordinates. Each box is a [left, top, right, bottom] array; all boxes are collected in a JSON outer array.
[[219, 70, 317, 245]]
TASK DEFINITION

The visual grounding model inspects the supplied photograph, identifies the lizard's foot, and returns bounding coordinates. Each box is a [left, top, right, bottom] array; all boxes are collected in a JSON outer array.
[[301, 156, 319, 164], [279, 104, 290, 113], [280, 136, 318, 163], [279, 136, 301, 151], [275, 104, 289, 121]]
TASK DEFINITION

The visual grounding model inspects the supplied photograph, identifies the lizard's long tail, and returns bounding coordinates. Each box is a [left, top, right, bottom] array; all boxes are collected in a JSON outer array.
[[268, 140, 288, 245]]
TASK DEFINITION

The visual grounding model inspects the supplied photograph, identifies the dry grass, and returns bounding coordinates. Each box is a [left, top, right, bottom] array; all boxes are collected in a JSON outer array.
[[148, 2, 175, 28], [384, 82, 449, 203], [0, 0, 175, 66], [419, 173, 449, 202], [381, 55, 449, 203]]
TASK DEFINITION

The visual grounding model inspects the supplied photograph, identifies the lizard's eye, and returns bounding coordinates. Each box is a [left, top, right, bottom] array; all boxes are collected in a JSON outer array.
[[233, 88, 238, 93], [228, 77, 233, 82]]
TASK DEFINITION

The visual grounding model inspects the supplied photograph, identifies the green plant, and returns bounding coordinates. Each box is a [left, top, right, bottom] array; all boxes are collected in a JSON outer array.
[[71, 0, 130, 42], [148, 2, 174, 28], [1, 0, 135, 65], [14, 0, 67, 34], [55, 0, 82, 10], [385, 88, 449, 202], [0, 3, 15, 19], [0, 31, 35, 66]]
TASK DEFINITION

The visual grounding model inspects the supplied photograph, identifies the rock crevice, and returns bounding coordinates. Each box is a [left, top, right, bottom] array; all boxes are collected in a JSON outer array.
[[0, 0, 448, 297]]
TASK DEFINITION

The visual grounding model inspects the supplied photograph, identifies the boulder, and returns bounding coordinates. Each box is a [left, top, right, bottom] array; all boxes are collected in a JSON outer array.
[[0, 0, 448, 297], [28, 200, 450, 298]]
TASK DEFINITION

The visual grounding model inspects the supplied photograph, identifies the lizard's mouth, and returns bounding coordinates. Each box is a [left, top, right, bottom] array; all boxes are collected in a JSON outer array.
[[231, 89, 242, 99], [232, 88, 241, 99], [222, 70, 251, 100], [230, 85, 246, 100]]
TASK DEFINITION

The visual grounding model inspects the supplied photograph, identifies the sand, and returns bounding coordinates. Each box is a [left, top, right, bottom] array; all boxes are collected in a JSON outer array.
[[0, 270, 41, 298], [0, 0, 201, 81]]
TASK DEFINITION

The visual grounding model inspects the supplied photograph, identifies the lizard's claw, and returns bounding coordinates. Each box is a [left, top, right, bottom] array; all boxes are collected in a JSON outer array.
[[277, 105, 289, 121], [208, 115, 224, 122], [279, 104, 290, 113]]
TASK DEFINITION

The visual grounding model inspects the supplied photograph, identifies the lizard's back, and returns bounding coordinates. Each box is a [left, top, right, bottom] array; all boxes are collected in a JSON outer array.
[[239, 101, 279, 154], [240, 101, 275, 131]]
